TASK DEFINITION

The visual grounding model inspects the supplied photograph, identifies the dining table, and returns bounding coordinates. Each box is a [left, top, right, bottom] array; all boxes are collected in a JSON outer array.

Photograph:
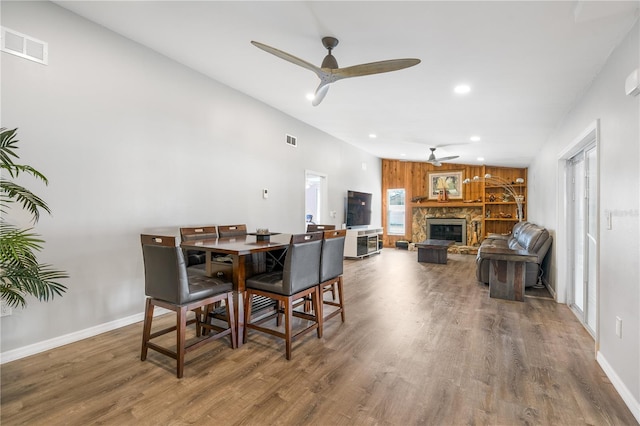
[[180, 233, 291, 346]]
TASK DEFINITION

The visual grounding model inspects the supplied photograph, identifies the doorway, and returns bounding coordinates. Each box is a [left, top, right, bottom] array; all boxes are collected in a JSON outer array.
[[305, 170, 328, 229], [567, 142, 598, 337]]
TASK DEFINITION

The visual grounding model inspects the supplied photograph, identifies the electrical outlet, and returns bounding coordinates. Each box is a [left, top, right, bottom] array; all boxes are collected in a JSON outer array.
[[616, 316, 622, 338], [0, 301, 12, 317]]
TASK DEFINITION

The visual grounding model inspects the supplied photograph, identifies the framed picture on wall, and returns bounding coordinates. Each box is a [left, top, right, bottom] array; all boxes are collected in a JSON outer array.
[[428, 171, 463, 200]]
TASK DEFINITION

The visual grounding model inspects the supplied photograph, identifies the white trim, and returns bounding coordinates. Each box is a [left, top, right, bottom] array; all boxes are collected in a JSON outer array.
[[0, 307, 171, 364], [597, 351, 640, 424]]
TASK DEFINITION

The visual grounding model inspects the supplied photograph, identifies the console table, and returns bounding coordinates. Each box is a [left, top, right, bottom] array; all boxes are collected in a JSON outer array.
[[415, 239, 455, 264], [344, 228, 383, 259], [480, 247, 537, 302]]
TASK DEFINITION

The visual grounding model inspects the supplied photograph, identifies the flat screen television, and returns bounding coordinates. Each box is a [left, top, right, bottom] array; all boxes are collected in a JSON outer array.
[[346, 190, 372, 228]]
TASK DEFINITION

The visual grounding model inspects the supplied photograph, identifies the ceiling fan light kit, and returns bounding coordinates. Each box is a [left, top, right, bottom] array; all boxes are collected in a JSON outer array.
[[251, 37, 420, 106]]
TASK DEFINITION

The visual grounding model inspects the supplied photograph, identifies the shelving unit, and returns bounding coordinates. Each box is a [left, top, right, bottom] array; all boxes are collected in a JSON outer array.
[[467, 166, 527, 237], [344, 228, 383, 259]]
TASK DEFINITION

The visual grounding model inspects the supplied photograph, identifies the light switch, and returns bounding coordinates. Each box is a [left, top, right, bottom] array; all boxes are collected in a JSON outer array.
[[263, 188, 268, 199]]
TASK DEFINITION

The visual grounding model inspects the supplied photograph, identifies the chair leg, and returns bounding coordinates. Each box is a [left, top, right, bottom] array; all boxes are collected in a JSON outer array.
[[243, 291, 253, 344], [313, 288, 323, 339], [176, 306, 188, 378], [193, 307, 203, 338], [284, 298, 293, 360], [330, 283, 336, 300], [141, 298, 154, 361], [337, 276, 345, 322]]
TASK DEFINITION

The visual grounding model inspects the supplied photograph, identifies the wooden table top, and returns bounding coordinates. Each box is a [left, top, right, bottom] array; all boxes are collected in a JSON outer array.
[[415, 239, 456, 248], [180, 233, 291, 255], [479, 247, 537, 262]]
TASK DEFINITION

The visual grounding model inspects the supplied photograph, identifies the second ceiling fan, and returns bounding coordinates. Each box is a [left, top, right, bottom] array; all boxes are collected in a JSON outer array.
[[251, 37, 421, 106], [427, 147, 459, 167]]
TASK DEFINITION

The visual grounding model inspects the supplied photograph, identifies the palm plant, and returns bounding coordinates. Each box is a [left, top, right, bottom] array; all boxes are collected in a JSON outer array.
[[0, 128, 68, 308]]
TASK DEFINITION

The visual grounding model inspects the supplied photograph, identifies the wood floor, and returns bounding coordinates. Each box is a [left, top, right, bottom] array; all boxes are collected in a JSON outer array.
[[2, 250, 637, 425]]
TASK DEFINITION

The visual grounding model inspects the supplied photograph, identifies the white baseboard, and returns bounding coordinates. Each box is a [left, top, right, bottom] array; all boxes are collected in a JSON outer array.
[[597, 350, 640, 424], [0, 307, 171, 364]]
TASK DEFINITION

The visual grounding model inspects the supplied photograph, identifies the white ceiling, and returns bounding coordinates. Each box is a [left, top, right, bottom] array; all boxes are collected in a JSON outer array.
[[54, 1, 639, 167]]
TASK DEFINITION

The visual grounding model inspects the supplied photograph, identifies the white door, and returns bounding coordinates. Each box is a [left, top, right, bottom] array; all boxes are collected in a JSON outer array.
[[568, 144, 598, 336]]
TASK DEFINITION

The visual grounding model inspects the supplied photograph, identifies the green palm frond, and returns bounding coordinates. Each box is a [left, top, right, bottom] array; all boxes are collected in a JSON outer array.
[[1, 179, 51, 222], [0, 128, 68, 309]]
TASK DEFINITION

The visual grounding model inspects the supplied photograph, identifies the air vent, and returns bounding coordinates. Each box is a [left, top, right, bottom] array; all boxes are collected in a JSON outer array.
[[286, 134, 297, 147], [1, 27, 48, 65]]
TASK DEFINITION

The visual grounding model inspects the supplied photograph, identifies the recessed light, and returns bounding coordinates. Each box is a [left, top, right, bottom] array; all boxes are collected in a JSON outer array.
[[454, 84, 471, 94], [477, 157, 485, 162], [470, 135, 481, 142], [306, 93, 315, 101], [369, 134, 377, 139], [400, 153, 407, 157]]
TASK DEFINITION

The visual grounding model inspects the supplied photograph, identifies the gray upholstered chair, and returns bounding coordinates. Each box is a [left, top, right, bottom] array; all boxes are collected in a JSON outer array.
[[180, 226, 232, 280], [243, 232, 323, 360], [218, 224, 266, 275], [140, 234, 236, 378], [180, 226, 218, 266], [318, 229, 346, 324]]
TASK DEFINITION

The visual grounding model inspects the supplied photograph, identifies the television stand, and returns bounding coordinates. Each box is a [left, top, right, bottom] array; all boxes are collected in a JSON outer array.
[[344, 228, 383, 259]]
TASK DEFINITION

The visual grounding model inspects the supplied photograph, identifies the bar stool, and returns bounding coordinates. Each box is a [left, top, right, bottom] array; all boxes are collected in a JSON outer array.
[[318, 229, 346, 325], [243, 232, 323, 360], [140, 234, 236, 378]]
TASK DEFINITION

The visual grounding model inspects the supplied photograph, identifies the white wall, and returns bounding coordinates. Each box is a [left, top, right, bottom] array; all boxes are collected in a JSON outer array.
[[0, 1, 381, 355], [528, 21, 639, 418]]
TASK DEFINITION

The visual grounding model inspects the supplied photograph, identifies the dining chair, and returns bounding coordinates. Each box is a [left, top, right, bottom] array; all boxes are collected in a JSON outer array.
[[180, 226, 217, 270], [179, 226, 232, 279], [218, 224, 266, 275], [243, 232, 323, 360], [306, 224, 336, 232], [318, 229, 346, 325], [140, 234, 236, 378], [217, 224, 248, 237]]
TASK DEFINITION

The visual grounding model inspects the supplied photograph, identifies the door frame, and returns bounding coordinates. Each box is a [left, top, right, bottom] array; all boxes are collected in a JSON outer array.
[[304, 170, 328, 229], [557, 120, 600, 346]]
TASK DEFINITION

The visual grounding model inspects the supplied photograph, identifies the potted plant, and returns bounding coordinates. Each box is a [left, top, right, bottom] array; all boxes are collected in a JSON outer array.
[[0, 128, 67, 308]]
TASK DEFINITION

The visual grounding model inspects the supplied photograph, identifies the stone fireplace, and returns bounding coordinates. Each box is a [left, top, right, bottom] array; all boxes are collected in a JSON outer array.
[[426, 218, 466, 245]]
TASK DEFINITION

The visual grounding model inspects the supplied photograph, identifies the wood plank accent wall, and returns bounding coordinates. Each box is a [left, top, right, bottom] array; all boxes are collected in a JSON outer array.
[[381, 159, 526, 247]]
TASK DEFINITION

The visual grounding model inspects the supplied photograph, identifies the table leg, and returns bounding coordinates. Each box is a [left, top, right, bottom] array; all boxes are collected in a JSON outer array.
[[233, 256, 247, 346], [489, 259, 525, 302]]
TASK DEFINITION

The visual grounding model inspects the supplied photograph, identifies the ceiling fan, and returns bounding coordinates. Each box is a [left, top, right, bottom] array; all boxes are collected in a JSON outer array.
[[251, 37, 420, 106], [427, 147, 459, 167]]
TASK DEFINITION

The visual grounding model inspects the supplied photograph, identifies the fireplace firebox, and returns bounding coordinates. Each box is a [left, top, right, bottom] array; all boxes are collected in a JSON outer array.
[[426, 218, 466, 245]]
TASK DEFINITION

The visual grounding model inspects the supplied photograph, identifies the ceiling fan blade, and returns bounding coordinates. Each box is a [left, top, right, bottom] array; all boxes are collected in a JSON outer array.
[[333, 58, 421, 80], [436, 155, 459, 162], [251, 41, 323, 78], [312, 82, 331, 106]]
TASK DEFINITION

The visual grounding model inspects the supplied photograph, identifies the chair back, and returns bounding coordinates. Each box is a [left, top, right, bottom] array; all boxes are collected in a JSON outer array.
[[320, 229, 346, 282], [180, 226, 218, 241], [180, 226, 218, 266], [282, 232, 322, 295], [140, 234, 190, 304], [307, 224, 336, 232], [218, 224, 248, 238]]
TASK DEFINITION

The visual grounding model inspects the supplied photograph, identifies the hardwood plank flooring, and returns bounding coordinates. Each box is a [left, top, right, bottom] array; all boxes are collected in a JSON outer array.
[[1, 250, 637, 425]]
